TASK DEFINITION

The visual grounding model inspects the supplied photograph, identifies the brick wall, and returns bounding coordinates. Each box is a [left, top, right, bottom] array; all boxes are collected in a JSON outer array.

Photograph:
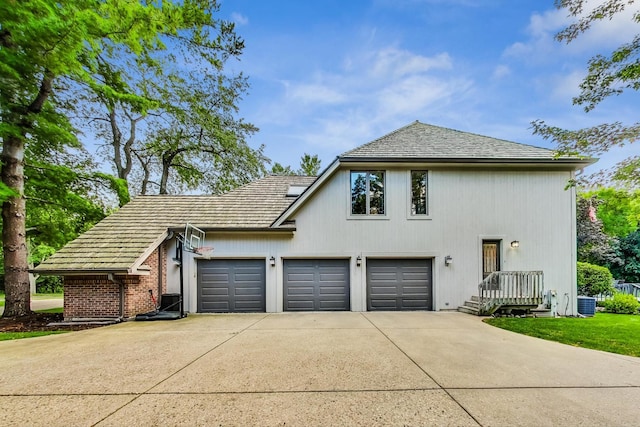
[[63, 244, 167, 320]]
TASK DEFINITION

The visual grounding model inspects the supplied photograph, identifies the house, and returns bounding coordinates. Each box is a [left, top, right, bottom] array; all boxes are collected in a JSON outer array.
[[34, 121, 595, 319]]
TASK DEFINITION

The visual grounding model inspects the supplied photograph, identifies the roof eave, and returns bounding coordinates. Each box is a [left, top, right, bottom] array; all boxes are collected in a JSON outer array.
[[31, 267, 150, 276], [338, 156, 597, 168], [167, 226, 296, 234]]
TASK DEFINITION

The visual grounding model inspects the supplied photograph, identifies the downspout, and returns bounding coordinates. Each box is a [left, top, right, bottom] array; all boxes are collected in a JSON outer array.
[[179, 241, 185, 318], [107, 273, 125, 319], [157, 244, 163, 302]]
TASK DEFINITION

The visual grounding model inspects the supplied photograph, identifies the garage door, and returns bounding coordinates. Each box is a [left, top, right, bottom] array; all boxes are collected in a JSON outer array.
[[367, 259, 432, 311], [198, 259, 265, 313], [283, 259, 350, 311]]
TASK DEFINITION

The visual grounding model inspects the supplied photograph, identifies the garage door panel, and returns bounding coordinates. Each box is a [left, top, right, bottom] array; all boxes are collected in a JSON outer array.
[[287, 301, 315, 310], [198, 259, 265, 313], [234, 300, 263, 310], [370, 285, 397, 293], [318, 273, 346, 281], [201, 302, 230, 311], [370, 272, 398, 281], [403, 272, 430, 280], [287, 273, 315, 282], [200, 273, 230, 282], [234, 287, 262, 296], [319, 301, 347, 310], [402, 286, 429, 295], [284, 259, 350, 311], [201, 288, 229, 297], [287, 287, 314, 296], [367, 259, 432, 311], [235, 273, 262, 281], [318, 286, 347, 295], [370, 299, 398, 310]]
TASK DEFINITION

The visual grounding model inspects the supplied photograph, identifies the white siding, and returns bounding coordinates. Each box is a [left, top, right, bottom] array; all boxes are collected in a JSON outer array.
[[180, 167, 577, 315]]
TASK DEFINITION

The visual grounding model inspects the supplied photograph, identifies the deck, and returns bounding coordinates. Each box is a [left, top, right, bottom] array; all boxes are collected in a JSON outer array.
[[459, 271, 545, 315]]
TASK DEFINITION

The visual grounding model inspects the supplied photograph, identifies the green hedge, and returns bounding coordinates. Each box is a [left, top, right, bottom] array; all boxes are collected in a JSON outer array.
[[603, 293, 640, 314], [577, 262, 614, 297]]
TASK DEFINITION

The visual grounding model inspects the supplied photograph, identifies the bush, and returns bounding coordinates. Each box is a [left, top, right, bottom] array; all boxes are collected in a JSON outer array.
[[577, 262, 614, 296], [603, 293, 640, 314], [36, 276, 63, 294]]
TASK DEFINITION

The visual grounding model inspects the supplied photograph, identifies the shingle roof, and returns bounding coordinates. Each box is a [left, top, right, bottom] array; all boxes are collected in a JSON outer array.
[[340, 121, 589, 162], [34, 175, 315, 274]]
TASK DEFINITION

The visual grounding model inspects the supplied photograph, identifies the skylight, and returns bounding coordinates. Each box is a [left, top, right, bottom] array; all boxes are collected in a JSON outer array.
[[286, 185, 308, 197]]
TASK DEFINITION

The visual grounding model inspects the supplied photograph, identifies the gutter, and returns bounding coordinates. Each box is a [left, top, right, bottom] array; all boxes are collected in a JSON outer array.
[[31, 267, 149, 276], [338, 156, 597, 167], [167, 226, 296, 233]]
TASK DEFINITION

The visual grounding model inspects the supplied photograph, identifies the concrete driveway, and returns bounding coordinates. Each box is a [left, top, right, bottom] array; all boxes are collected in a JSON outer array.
[[0, 312, 638, 426]]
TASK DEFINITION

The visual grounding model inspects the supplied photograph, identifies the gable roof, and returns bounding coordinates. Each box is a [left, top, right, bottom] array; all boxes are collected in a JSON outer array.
[[340, 121, 594, 164], [34, 175, 315, 275], [273, 121, 596, 227]]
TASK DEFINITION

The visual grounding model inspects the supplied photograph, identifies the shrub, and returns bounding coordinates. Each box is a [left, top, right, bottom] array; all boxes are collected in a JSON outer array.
[[577, 262, 614, 296], [603, 293, 640, 314], [36, 276, 63, 294]]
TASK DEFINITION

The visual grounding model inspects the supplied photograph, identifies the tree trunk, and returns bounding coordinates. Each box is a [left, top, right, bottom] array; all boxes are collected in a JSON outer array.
[[1, 72, 52, 317], [133, 150, 151, 195], [1, 135, 30, 317], [159, 153, 173, 195]]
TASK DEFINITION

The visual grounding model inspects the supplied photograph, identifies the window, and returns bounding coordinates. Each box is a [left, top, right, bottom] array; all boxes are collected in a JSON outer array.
[[411, 171, 428, 215], [351, 171, 385, 215]]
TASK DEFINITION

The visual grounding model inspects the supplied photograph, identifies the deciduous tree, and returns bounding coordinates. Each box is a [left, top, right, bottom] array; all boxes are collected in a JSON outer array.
[[0, 0, 234, 317], [73, 2, 262, 197], [531, 0, 640, 187]]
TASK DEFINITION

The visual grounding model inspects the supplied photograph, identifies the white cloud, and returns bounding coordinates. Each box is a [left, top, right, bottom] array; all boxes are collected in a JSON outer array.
[[370, 49, 452, 78], [548, 70, 586, 102], [377, 75, 470, 117], [505, 1, 639, 61], [492, 64, 511, 80], [565, 0, 638, 50], [231, 12, 249, 26], [256, 47, 473, 153], [285, 81, 347, 105]]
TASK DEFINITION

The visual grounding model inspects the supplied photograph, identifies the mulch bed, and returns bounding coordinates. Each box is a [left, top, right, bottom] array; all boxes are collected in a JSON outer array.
[[0, 312, 105, 332]]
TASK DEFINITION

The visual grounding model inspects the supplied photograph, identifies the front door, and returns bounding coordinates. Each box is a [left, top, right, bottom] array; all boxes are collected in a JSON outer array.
[[482, 240, 501, 279]]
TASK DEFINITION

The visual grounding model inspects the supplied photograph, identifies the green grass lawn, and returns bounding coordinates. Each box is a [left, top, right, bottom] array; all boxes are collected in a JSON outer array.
[[0, 331, 68, 341], [34, 307, 63, 314], [484, 313, 640, 357], [31, 293, 64, 300]]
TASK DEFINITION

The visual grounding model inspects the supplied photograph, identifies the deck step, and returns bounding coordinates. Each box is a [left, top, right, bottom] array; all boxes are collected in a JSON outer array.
[[463, 299, 480, 309], [457, 304, 480, 315]]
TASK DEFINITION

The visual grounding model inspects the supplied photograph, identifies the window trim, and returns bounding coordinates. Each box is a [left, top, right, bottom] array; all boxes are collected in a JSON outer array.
[[349, 170, 387, 218], [407, 170, 432, 220]]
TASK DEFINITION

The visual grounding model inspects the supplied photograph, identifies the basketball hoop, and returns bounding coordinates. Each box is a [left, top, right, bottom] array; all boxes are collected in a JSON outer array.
[[193, 246, 214, 256], [178, 223, 206, 253]]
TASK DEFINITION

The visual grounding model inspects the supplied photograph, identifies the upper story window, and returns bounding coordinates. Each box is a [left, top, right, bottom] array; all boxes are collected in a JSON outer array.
[[351, 171, 385, 215], [411, 170, 428, 215]]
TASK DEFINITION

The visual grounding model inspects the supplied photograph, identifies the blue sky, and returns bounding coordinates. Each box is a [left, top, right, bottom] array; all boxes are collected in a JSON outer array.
[[215, 0, 639, 175]]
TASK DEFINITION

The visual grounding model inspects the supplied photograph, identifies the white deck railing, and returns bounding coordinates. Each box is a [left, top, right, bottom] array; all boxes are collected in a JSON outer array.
[[478, 271, 544, 313]]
